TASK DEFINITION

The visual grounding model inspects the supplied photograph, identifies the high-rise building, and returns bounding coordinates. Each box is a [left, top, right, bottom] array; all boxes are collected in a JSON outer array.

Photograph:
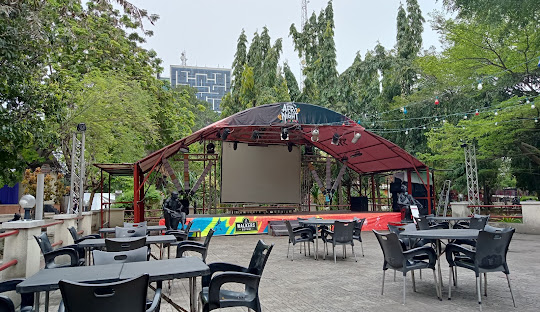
[[170, 65, 231, 111]]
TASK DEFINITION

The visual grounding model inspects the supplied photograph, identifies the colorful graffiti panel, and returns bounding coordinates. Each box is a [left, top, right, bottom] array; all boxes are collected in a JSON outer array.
[[159, 212, 401, 237]]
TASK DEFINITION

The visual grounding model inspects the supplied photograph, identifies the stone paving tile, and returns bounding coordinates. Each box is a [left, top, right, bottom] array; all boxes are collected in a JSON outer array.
[[35, 232, 540, 311]]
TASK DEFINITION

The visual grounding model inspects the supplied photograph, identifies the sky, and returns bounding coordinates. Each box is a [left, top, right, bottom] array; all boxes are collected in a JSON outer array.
[[129, 0, 447, 78]]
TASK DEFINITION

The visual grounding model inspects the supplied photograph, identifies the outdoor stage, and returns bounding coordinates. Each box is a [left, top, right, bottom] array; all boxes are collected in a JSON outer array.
[[159, 210, 401, 237]]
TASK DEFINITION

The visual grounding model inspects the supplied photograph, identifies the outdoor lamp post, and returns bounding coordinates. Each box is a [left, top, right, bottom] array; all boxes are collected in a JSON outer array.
[[19, 194, 36, 220]]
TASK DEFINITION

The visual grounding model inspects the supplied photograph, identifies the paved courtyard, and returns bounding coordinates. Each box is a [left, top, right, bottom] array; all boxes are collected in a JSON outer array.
[[41, 231, 540, 311]]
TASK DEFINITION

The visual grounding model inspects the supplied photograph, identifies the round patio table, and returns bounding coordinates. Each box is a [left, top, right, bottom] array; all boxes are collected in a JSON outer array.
[[399, 229, 480, 298], [298, 219, 352, 260]]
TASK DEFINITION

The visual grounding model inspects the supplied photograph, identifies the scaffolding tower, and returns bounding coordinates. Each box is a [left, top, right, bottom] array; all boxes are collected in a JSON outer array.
[[463, 142, 480, 213], [69, 124, 86, 217]]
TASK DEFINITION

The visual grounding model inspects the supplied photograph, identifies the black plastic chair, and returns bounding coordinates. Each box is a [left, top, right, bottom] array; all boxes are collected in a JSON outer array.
[[92, 246, 149, 265], [67, 226, 100, 243], [352, 218, 366, 257], [166, 220, 193, 242], [58, 274, 161, 312], [105, 236, 147, 252], [322, 221, 357, 263], [199, 240, 274, 312], [115, 226, 147, 238], [445, 227, 516, 310], [34, 232, 84, 268], [175, 229, 215, 263], [415, 216, 448, 230], [284, 220, 314, 260], [453, 214, 489, 229], [0, 279, 34, 312], [373, 230, 439, 304], [387, 223, 430, 248]]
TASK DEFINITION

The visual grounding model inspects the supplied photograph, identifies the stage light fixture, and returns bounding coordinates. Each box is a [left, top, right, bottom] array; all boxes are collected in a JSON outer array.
[[221, 128, 231, 140], [331, 133, 340, 145], [311, 128, 319, 142], [281, 127, 289, 140], [304, 145, 314, 155], [233, 142, 238, 150], [251, 130, 261, 140], [351, 152, 363, 158], [287, 142, 294, 152], [206, 143, 215, 154], [179, 146, 189, 153], [351, 132, 361, 144]]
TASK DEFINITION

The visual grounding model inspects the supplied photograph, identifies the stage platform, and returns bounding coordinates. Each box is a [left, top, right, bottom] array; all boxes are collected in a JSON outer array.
[[159, 210, 400, 237]]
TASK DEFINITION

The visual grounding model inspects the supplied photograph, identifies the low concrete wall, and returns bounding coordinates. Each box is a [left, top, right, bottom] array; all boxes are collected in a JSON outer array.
[[488, 221, 540, 235], [450, 201, 471, 217]]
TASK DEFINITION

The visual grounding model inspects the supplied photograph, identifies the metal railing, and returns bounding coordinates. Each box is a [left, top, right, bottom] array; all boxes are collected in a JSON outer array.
[[0, 229, 20, 272]]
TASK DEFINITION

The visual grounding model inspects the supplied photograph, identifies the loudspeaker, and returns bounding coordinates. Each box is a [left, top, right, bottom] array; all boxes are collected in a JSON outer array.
[[351, 196, 368, 211]]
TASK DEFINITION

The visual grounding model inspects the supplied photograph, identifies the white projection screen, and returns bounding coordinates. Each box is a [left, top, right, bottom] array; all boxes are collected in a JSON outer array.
[[221, 142, 301, 204]]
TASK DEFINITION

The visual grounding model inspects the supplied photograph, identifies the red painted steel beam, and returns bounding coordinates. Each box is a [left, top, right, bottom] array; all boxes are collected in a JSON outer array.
[[0, 230, 19, 238], [0, 259, 18, 272]]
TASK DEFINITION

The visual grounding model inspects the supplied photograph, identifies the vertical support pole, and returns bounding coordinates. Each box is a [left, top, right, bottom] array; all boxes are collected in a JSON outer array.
[[371, 174, 376, 211], [100, 170, 104, 229], [108, 174, 111, 225], [138, 169, 145, 222], [134, 164, 140, 223], [78, 131, 86, 218], [407, 170, 413, 196], [69, 133, 77, 213], [35, 173, 44, 220], [427, 168, 432, 215]]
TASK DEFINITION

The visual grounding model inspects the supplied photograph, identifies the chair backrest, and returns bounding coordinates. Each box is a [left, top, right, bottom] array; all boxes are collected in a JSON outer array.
[[247, 240, 274, 276], [469, 216, 489, 230], [59, 274, 149, 312], [115, 226, 147, 238], [415, 216, 431, 230], [475, 227, 514, 272], [373, 230, 405, 269], [183, 220, 193, 232], [202, 228, 215, 248], [353, 218, 365, 236], [123, 221, 148, 228], [0, 279, 33, 312], [105, 237, 147, 252], [92, 246, 148, 265], [332, 221, 355, 243], [284, 220, 296, 243], [34, 232, 54, 254], [67, 226, 80, 241]]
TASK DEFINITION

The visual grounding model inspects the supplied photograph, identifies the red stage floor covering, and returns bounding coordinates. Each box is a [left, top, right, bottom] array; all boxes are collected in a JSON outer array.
[[159, 211, 400, 237]]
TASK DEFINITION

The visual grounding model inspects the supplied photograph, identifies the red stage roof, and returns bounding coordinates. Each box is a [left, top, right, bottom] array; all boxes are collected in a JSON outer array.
[[136, 102, 426, 175]]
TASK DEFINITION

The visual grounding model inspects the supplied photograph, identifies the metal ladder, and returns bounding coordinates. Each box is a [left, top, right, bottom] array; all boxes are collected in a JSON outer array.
[[436, 180, 451, 216]]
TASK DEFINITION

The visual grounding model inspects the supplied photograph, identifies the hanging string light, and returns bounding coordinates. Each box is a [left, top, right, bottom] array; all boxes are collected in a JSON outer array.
[[463, 114, 468, 119], [494, 110, 498, 116], [434, 96, 439, 105], [405, 129, 409, 135], [477, 80, 483, 90], [475, 109, 479, 116]]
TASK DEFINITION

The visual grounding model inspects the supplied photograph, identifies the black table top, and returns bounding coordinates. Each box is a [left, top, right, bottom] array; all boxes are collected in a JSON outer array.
[[17, 258, 210, 294], [16, 264, 123, 293], [120, 257, 210, 282], [99, 225, 166, 234], [399, 229, 480, 240], [78, 235, 177, 248]]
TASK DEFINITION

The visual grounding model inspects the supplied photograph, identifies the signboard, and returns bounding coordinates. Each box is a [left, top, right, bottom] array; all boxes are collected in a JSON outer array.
[[235, 218, 258, 232]]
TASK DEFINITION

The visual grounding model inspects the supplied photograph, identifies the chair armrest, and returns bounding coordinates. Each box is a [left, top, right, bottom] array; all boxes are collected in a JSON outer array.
[[292, 228, 313, 237], [176, 240, 204, 248], [165, 230, 188, 241], [44, 248, 79, 267], [146, 286, 162, 312], [203, 262, 248, 287], [403, 245, 437, 264], [0, 279, 25, 292], [445, 243, 475, 265], [208, 272, 261, 306], [176, 244, 207, 261]]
